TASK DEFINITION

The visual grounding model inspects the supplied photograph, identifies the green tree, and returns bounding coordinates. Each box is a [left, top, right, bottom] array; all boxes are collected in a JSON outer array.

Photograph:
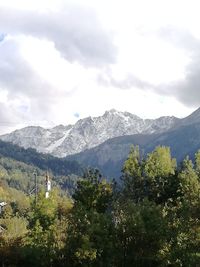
[[195, 149, 200, 178], [113, 199, 168, 267], [144, 146, 177, 203], [122, 145, 144, 202], [122, 146, 177, 204], [175, 157, 200, 265], [25, 189, 71, 267], [66, 169, 114, 267], [0, 216, 28, 267]]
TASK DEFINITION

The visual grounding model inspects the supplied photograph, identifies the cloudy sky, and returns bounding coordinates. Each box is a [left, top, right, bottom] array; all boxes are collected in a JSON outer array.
[[0, 0, 199, 133]]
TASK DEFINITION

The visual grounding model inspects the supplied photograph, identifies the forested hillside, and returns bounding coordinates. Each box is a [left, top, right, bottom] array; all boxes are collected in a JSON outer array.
[[0, 140, 83, 176], [0, 145, 200, 266]]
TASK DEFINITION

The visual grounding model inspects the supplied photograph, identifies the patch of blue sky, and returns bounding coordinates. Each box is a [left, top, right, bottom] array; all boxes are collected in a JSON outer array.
[[73, 112, 80, 118], [0, 33, 6, 43]]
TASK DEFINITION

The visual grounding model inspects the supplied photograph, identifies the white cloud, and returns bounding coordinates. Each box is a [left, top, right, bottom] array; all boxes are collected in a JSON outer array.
[[0, 0, 198, 133]]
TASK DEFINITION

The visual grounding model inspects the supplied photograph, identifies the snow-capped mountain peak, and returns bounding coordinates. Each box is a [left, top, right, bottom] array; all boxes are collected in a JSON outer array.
[[0, 109, 180, 157]]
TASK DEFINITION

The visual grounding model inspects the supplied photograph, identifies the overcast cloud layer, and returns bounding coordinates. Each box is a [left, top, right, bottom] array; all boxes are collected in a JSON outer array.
[[0, 6, 117, 66], [0, 0, 199, 133]]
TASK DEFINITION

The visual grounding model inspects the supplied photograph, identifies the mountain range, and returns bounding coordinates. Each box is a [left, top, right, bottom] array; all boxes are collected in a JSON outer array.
[[67, 122, 200, 178], [1, 107, 200, 178], [0, 109, 179, 157]]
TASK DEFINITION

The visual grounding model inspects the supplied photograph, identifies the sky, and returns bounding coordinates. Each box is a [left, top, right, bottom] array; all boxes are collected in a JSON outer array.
[[0, 0, 200, 134]]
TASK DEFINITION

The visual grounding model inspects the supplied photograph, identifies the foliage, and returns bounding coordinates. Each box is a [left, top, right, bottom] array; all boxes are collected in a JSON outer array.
[[0, 145, 200, 266], [66, 169, 114, 267], [113, 199, 168, 266]]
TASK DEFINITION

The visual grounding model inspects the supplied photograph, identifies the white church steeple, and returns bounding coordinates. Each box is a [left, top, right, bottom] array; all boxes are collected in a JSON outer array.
[[45, 172, 51, 198]]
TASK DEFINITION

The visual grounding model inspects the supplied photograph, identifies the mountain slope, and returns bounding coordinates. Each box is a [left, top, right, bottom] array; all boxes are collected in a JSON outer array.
[[66, 122, 200, 178], [66, 133, 157, 178], [0, 109, 178, 157], [146, 122, 200, 161], [177, 107, 200, 127], [0, 140, 83, 176]]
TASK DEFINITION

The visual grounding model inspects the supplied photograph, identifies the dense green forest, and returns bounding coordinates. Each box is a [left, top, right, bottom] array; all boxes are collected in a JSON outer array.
[[0, 140, 83, 176], [0, 145, 200, 266]]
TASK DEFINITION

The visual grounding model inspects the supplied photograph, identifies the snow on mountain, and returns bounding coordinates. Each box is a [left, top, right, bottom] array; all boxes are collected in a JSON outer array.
[[0, 109, 179, 157]]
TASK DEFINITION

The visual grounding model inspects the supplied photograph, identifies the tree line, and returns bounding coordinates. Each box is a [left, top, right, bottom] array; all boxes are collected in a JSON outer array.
[[0, 145, 200, 266]]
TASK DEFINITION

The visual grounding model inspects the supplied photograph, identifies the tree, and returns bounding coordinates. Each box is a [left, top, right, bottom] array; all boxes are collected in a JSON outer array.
[[163, 156, 200, 266], [143, 146, 177, 203], [113, 199, 168, 267], [66, 169, 114, 267], [195, 149, 200, 178], [120, 146, 200, 265], [122, 146, 177, 204], [122, 145, 144, 202], [0, 216, 28, 267], [25, 189, 72, 267]]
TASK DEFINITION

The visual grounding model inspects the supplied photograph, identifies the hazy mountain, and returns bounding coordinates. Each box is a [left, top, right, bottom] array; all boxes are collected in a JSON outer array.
[[0, 109, 178, 157]]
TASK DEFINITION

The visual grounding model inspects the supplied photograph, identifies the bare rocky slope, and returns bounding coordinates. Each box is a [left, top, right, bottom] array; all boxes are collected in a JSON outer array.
[[0, 109, 179, 157]]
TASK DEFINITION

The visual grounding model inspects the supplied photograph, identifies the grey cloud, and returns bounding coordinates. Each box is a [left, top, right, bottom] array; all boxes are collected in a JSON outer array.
[[0, 4, 111, 134], [157, 26, 200, 55], [161, 60, 200, 107], [98, 71, 152, 90], [0, 6, 117, 67], [0, 101, 27, 134], [0, 37, 65, 130], [0, 102, 21, 125], [156, 27, 200, 107], [100, 27, 200, 108], [0, 38, 58, 102]]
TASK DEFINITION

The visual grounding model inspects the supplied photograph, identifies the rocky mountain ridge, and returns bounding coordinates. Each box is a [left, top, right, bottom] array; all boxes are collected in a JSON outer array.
[[66, 121, 200, 178], [0, 108, 196, 157]]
